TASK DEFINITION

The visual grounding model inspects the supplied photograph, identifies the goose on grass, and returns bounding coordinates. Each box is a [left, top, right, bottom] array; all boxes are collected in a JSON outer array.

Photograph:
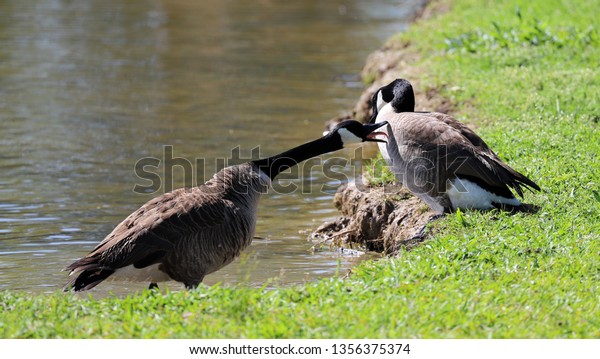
[[370, 78, 539, 214]]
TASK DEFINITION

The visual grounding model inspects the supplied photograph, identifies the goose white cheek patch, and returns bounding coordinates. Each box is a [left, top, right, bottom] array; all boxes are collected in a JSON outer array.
[[337, 128, 363, 145], [376, 91, 388, 111]]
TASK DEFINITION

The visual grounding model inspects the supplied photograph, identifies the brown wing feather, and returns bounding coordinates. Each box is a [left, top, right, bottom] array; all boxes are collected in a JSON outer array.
[[65, 187, 230, 273], [426, 112, 493, 152], [387, 112, 539, 197]]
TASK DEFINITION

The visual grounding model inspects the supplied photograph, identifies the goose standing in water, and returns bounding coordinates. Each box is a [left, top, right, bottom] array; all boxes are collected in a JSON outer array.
[[370, 78, 539, 214], [64, 120, 388, 291]]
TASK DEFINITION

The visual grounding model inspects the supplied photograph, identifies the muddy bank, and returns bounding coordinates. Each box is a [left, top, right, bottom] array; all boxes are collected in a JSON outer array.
[[312, 182, 436, 254], [314, 0, 451, 254]]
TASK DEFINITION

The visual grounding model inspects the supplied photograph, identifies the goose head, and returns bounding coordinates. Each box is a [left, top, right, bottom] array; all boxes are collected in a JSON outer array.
[[326, 120, 389, 146], [369, 78, 416, 122]]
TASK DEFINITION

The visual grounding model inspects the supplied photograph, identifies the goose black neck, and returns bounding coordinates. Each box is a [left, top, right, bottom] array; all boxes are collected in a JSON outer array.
[[252, 135, 343, 181]]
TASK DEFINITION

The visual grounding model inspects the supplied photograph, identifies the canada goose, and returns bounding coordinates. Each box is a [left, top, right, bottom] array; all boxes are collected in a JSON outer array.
[[370, 78, 540, 214], [64, 120, 388, 291]]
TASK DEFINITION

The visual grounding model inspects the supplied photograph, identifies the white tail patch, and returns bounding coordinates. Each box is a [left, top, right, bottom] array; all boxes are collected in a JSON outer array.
[[447, 178, 520, 210], [110, 264, 171, 283]]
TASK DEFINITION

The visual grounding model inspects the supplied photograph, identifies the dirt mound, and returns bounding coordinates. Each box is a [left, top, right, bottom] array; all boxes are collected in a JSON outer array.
[[312, 182, 436, 255]]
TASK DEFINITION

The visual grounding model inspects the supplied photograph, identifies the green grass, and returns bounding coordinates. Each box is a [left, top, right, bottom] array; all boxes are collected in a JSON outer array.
[[1, 0, 598, 338], [364, 155, 396, 186]]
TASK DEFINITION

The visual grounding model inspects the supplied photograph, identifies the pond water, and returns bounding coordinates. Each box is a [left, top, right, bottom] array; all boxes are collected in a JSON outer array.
[[0, 0, 425, 295]]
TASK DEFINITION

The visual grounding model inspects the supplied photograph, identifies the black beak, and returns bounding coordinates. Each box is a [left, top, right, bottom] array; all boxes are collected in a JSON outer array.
[[363, 121, 389, 143]]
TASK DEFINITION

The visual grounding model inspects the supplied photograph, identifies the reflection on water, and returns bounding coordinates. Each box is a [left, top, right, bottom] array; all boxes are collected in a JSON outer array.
[[0, 0, 424, 295]]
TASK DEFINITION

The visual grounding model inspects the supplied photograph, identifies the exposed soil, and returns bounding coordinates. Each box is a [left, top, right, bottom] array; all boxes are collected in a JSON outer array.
[[312, 182, 436, 254], [314, 0, 452, 254]]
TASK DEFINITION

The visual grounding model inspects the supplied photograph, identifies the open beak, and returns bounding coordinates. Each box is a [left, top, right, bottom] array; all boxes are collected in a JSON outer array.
[[366, 131, 388, 143], [364, 121, 389, 143]]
